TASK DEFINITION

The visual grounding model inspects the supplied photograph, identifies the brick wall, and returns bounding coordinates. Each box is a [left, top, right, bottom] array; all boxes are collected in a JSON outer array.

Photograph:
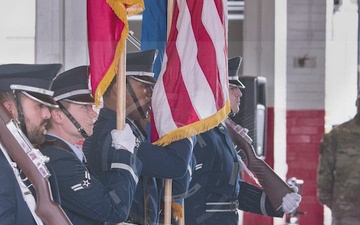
[[243, 108, 325, 225], [287, 0, 327, 223], [286, 110, 325, 225]]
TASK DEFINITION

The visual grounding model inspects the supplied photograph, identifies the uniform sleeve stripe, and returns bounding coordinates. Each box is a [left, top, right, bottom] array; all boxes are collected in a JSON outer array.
[[187, 164, 192, 177], [111, 163, 139, 184]]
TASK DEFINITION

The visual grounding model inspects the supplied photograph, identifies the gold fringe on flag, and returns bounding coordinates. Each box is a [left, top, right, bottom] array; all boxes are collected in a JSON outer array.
[[171, 201, 183, 221], [153, 101, 231, 146]]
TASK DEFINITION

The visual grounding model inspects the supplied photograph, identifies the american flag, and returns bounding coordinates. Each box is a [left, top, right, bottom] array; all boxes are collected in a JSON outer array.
[[151, 0, 230, 145]]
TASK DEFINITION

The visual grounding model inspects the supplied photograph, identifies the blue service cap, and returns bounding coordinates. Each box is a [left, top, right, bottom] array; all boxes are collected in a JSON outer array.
[[52, 65, 94, 105], [126, 49, 158, 85], [0, 63, 62, 108], [228, 56, 245, 89]]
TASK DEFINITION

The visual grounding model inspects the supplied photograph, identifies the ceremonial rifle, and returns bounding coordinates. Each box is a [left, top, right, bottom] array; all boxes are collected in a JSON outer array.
[[0, 104, 72, 225], [225, 118, 293, 212]]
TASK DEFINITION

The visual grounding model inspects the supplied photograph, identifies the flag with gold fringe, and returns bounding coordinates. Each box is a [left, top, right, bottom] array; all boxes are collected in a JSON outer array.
[[87, 0, 144, 106], [150, 0, 230, 146]]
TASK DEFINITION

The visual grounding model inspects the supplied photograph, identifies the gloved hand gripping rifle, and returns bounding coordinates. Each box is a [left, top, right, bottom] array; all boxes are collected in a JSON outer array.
[[0, 104, 72, 225], [225, 118, 294, 212]]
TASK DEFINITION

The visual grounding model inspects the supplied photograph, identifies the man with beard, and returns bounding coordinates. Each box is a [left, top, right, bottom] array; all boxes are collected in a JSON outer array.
[[40, 66, 142, 225], [0, 63, 62, 225], [184, 56, 301, 225], [84, 49, 196, 225]]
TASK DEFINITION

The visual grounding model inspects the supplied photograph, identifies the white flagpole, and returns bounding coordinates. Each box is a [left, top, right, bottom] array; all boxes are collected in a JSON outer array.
[[116, 40, 126, 225], [163, 1, 174, 224], [116, 43, 127, 131]]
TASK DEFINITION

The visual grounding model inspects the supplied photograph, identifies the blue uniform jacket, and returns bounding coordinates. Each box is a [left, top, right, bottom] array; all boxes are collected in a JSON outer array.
[[185, 124, 282, 225], [84, 108, 195, 225], [41, 134, 142, 225], [0, 150, 37, 225]]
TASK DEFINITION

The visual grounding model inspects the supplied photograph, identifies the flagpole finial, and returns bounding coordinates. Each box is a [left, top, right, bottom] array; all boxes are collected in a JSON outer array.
[[127, 31, 141, 50]]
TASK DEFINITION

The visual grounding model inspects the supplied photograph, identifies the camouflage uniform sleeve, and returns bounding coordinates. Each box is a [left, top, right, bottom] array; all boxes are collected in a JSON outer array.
[[317, 131, 336, 209]]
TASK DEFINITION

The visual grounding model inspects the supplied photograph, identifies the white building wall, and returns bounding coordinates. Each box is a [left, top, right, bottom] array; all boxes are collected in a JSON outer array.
[[0, 1, 35, 64], [287, 0, 358, 127], [287, 0, 327, 110], [325, 0, 358, 130], [35, 0, 88, 70]]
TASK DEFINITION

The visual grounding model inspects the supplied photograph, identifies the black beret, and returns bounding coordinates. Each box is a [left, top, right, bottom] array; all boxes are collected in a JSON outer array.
[[126, 49, 158, 85], [52, 66, 94, 104], [0, 63, 62, 107], [228, 56, 245, 89]]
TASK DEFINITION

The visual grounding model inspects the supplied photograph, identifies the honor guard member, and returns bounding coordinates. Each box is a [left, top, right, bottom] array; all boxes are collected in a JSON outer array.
[[84, 49, 196, 225], [40, 66, 142, 225], [0, 63, 62, 225], [184, 57, 301, 225]]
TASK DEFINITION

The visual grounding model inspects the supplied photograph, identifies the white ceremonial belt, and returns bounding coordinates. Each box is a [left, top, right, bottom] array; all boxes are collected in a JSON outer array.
[[205, 200, 239, 213]]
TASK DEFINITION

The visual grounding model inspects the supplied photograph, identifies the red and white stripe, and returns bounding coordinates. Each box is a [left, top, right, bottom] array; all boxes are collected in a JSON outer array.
[[151, 0, 229, 142]]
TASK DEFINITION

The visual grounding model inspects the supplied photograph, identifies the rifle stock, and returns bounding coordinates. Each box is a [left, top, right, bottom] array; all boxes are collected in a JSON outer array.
[[0, 104, 72, 225], [225, 118, 293, 212]]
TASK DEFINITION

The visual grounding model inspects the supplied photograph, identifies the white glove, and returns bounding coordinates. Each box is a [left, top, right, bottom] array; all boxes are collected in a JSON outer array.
[[282, 186, 302, 214], [111, 124, 136, 153]]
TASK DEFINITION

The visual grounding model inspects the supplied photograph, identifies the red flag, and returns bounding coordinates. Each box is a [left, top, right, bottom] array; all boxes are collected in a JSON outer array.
[[87, 0, 144, 106], [151, 0, 230, 145]]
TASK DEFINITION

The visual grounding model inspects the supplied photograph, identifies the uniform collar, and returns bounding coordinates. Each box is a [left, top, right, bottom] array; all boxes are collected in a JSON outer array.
[[46, 133, 85, 162]]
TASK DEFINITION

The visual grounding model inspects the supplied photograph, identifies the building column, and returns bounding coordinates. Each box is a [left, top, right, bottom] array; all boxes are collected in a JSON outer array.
[[243, 0, 287, 224], [35, 0, 88, 70]]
